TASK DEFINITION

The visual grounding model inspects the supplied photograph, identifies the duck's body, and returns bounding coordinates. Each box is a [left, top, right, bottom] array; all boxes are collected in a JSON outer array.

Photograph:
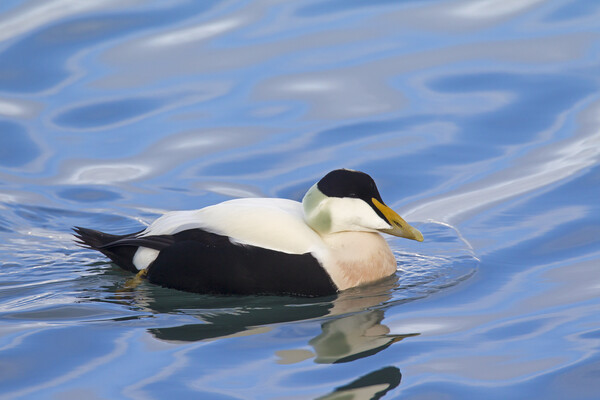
[[75, 169, 423, 296]]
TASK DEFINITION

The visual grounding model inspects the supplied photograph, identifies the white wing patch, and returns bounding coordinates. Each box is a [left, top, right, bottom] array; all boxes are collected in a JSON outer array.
[[133, 247, 160, 270]]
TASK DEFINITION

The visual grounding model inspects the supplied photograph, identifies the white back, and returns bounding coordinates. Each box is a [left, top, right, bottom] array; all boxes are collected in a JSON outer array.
[[140, 198, 322, 254]]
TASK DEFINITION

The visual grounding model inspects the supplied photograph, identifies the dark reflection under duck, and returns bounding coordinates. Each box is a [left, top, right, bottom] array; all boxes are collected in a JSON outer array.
[[316, 366, 402, 400], [108, 273, 419, 365]]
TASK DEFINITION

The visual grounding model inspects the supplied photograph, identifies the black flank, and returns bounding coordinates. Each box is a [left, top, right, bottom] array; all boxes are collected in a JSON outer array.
[[74, 227, 338, 297], [147, 229, 337, 297]]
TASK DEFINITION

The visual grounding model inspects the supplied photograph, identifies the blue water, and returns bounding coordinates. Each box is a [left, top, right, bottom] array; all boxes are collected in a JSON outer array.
[[1, 0, 599, 398]]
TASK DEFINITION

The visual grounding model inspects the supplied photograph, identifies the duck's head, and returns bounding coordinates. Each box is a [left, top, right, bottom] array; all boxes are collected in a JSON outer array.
[[302, 169, 423, 241]]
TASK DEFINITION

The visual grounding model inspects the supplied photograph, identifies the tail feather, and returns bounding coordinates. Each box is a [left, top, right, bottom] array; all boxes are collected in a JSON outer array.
[[73, 226, 121, 249], [73, 226, 142, 273]]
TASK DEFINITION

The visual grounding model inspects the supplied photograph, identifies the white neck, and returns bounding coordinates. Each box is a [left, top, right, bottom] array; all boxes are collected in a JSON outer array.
[[302, 184, 390, 235]]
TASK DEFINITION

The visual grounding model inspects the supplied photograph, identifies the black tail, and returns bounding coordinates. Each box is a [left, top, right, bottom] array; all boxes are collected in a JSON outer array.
[[73, 226, 141, 273], [73, 226, 123, 249]]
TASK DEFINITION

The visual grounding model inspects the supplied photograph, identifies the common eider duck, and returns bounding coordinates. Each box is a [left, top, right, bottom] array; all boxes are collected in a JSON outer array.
[[74, 169, 423, 297]]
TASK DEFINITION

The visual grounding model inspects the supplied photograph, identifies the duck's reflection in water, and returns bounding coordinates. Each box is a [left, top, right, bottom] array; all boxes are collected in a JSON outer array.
[[117, 273, 418, 365], [316, 366, 402, 400], [307, 309, 417, 364]]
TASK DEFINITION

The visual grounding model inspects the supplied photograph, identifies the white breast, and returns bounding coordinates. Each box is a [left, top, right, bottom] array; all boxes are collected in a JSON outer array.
[[316, 231, 397, 290]]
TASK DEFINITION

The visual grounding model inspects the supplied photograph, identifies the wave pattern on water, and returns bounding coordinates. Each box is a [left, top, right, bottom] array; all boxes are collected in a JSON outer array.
[[1, 0, 600, 399]]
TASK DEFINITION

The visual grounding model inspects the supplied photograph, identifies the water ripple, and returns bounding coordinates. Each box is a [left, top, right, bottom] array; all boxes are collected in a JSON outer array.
[[1, 0, 600, 398]]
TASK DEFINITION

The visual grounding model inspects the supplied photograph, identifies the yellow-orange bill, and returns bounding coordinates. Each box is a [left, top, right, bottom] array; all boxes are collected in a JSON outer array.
[[372, 198, 424, 242]]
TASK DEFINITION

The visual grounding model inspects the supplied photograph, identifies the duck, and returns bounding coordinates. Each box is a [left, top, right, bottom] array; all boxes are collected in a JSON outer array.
[[74, 169, 423, 297]]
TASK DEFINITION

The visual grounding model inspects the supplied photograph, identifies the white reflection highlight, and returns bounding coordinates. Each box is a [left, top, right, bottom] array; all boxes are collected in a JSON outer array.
[[406, 126, 600, 224], [261, 73, 401, 118], [0, 0, 126, 42], [0, 193, 18, 205], [56, 127, 267, 185], [197, 183, 263, 198], [0, 99, 26, 116], [454, 0, 546, 19], [166, 136, 217, 150], [283, 79, 338, 93], [145, 17, 244, 47], [390, 321, 458, 335], [66, 164, 149, 184]]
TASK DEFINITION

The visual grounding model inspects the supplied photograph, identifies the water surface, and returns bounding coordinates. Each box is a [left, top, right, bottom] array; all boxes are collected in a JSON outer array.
[[1, 0, 599, 399]]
